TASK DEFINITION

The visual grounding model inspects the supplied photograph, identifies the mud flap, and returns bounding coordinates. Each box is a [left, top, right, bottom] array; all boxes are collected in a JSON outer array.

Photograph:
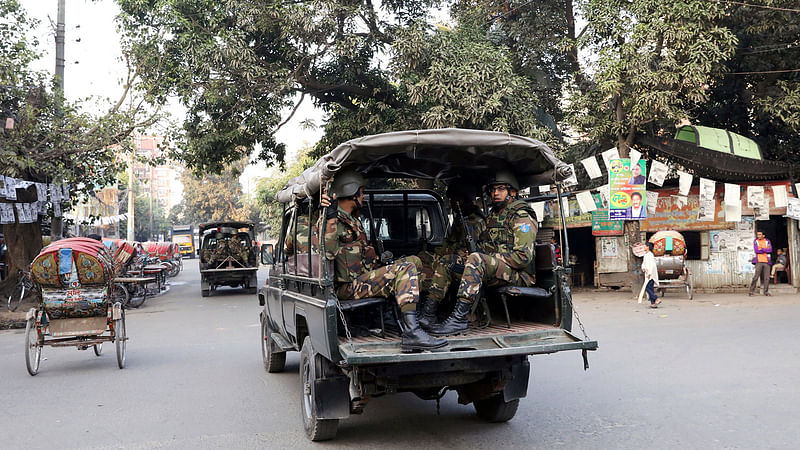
[[503, 359, 530, 402], [314, 376, 350, 419]]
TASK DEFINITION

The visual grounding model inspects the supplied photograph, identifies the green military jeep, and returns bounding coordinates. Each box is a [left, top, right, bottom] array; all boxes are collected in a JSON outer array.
[[258, 129, 598, 441], [198, 221, 258, 297]]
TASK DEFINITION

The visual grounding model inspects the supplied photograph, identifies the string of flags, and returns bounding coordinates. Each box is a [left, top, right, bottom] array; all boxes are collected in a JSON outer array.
[[535, 150, 800, 222], [0, 175, 71, 224]]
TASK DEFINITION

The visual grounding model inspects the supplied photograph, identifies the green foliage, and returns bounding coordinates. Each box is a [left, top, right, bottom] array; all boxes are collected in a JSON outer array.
[[171, 159, 254, 225], [254, 150, 315, 238], [567, 0, 738, 149]]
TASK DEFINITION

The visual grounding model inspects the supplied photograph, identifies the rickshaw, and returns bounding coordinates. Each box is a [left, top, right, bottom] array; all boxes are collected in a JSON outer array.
[[107, 240, 152, 309], [25, 237, 127, 375], [649, 230, 693, 300]]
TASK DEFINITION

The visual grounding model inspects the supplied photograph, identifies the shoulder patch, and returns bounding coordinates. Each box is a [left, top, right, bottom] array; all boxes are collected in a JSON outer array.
[[520, 223, 530, 233]]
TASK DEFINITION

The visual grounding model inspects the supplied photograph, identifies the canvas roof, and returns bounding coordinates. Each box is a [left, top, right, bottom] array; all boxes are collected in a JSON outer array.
[[275, 128, 571, 203]]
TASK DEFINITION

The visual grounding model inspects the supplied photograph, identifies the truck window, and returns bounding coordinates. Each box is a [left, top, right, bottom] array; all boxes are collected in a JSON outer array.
[[361, 205, 436, 242]]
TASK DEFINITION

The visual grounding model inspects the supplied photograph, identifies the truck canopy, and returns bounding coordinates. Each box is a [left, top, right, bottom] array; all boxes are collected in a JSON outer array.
[[275, 128, 572, 203]]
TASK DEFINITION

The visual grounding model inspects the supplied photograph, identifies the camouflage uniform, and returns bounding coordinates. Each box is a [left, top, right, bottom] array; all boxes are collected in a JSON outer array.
[[285, 207, 320, 255], [455, 199, 537, 303], [325, 206, 422, 307], [426, 207, 486, 301]]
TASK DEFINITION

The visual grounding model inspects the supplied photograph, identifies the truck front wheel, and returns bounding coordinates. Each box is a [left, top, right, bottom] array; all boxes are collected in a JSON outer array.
[[300, 336, 339, 441], [473, 394, 520, 423]]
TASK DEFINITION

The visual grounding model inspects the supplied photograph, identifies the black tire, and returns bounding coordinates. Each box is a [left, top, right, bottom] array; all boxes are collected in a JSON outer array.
[[300, 336, 339, 441], [25, 316, 42, 376], [127, 291, 146, 308], [473, 394, 520, 423], [261, 317, 286, 373], [201, 289, 210, 297], [167, 262, 180, 278], [93, 343, 103, 356], [115, 307, 127, 369]]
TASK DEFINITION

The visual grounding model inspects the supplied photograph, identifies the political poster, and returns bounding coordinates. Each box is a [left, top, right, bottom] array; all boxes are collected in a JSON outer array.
[[608, 158, 647, 221]]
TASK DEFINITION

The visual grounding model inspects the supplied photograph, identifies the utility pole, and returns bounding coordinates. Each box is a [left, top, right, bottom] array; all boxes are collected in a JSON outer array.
[[127, 154, 135, 241], [51, 0, 66, 241]]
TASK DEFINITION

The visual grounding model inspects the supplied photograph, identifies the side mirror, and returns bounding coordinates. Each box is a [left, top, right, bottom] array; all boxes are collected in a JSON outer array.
[[261, 243, 274, 265]]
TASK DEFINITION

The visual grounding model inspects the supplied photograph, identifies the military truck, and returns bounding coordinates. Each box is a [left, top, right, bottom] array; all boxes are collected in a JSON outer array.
[[198, 221, 258, 297], [258, 129, 598, 441]]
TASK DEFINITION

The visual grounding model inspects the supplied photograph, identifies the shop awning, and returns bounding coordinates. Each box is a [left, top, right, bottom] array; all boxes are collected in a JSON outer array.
[[636, 134, 792, 182]]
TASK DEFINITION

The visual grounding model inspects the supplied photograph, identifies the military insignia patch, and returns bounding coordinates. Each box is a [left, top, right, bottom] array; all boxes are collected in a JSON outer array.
[[520, 224, 530, 233]]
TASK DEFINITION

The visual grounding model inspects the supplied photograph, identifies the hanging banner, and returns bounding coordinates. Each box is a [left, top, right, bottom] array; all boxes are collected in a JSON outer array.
[[0, 204, 14, 224], [591, 209, 624, 236], [678, 171, 693, 196], [575, 190, 597, 214], [608, 158, 647, 220], [640, 187, 729, 232], [771, 185, 787, 208], [629, 149, 641, 168], [6, 177, 18, 201], [646, 191, 659, 215]]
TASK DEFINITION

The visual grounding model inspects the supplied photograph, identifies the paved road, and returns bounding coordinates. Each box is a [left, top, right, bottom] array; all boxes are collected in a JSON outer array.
[[1, 260, 799, 449]]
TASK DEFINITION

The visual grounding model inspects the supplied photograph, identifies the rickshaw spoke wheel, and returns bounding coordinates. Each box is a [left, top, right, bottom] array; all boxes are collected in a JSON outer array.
[[115, 307, 127, 369], [25, 316, 42, 376], [94, 342, 103, 356]]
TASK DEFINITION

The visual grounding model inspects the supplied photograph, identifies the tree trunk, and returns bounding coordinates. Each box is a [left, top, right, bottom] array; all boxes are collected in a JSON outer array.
[[0, 222, 44, 294], [618, 134, 644, 297]]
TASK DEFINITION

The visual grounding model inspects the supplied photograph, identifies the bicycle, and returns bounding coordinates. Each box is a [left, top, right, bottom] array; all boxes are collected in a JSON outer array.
[[7, 269, 35, 312]]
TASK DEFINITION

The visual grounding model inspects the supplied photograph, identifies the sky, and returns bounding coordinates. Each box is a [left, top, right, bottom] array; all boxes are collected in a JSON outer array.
[[21, 0, 324, 198]]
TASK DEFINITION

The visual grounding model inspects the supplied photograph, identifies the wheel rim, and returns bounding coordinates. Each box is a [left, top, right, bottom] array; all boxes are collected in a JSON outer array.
[[25, 318, 41, 375], [94, 343, 103, 356], [261, 320, 270, 362], [116, 311, 126, 368], [302, 357, 313, 423]]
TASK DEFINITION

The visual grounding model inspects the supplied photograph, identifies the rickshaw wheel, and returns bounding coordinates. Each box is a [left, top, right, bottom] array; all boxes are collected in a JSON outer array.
[[25, 316, 42, 376], [115, 307, 127, 369], [94, 343, 103, 356], [111, 283, 129, 308]]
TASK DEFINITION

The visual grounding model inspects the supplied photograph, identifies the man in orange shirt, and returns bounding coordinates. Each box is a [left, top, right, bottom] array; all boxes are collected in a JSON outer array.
[[749, 231, 773, 296]]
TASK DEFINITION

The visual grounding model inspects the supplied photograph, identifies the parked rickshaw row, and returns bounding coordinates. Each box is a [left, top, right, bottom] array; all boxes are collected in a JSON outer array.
[[22, 237, 184, 375]]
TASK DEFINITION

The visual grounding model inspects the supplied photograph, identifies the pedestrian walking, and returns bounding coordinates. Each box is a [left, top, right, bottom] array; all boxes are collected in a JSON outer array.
[[749, 231, 772, 296], [642, 242, 661, 308]]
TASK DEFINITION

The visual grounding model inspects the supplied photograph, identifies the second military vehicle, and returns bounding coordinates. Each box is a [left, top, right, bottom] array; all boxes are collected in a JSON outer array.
[[198, 221, 258, 297]]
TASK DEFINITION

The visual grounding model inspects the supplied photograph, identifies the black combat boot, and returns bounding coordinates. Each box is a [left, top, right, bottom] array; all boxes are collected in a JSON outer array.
[[417, 297, 439, 331], [430, 299, 471, 336], [400, 311, 449, 352]]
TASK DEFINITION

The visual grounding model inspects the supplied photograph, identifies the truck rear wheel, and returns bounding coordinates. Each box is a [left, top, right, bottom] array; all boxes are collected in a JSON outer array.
[[262, 318, 286, 373], [300, 336, 339, 441], [473, 394, 519, 423]]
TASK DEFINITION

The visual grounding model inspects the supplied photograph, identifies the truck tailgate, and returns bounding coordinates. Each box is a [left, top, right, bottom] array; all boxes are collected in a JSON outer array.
[[339, 322, 597, 365]]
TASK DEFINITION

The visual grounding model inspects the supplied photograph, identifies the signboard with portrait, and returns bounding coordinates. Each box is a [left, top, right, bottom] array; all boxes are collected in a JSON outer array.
[[608, 158, 647, 221]]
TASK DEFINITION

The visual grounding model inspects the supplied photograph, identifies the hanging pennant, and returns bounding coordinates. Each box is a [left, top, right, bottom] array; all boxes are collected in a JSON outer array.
[[53, 202, 62, 217], [563, 164, 578, 186], [677, 171, 693, 196], [62, 183, 70, 201], [648, 161, 668, 187], [575, 191, 597, 214], [6, 177, 17, 201], [580, 156, 603, 179], [600, 148, 620, 171], [529, 202, 545, 223], [772, 185, 787, 208], [597, 185, 610, 208], [629, 149, 641, 169], [538, 184, 551, 194], [0, 204, 13, 224], [646, 191, 659, 215]]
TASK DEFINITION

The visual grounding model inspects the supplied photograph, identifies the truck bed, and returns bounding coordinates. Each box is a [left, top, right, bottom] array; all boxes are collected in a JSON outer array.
[[338, 320, 597, 365]]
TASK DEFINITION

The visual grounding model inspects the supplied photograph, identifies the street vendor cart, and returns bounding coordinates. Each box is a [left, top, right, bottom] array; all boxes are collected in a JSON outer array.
[[25, 237, 127, 375], [649, 230, 693, 300]]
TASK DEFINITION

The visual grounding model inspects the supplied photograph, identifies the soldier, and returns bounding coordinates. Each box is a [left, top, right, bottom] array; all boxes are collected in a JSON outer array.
[[431, 170, 538, 336], [321, 169, 448, 352], [417, 180, 486, 329], [284, 199, 319, 255]]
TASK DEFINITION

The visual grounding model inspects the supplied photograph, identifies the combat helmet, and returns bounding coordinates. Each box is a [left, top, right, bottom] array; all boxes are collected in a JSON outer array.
[[485, 169, 520, 192], [331, 169, 366, 198]]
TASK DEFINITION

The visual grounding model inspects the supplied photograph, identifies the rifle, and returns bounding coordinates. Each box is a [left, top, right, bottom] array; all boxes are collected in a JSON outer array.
[[364, 193, 384, 255], [455, 202, 477, 254]]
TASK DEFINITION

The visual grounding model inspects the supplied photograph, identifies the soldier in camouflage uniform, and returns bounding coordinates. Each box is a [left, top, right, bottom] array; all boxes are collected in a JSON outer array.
[[431, 170, 538, 336], [321, 169, 448, 352], [284, 199, 320, 255], [417, 181, 486, 330]]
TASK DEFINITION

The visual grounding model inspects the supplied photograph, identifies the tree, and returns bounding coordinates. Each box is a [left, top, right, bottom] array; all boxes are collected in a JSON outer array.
[[116, 0, 564, 171], [172, 159, 252, 225], [0, 1, 157, 291], [692, 0, 800, 165], [565, 0, 738, 293]]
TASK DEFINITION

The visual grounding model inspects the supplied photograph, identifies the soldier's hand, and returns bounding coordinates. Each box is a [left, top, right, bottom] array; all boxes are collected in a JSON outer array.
[[320, 193, 335, 208], [380, 251, 394, 265], [321, 193, 338, 220]]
